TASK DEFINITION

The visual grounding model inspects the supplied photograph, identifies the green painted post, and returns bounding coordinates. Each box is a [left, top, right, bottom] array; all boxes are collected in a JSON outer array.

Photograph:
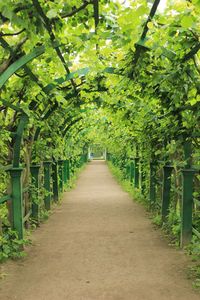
[[130, 160, 134, 183], [58, 160, 64, 193], [66, 159, 70, 180], [70, 158, 74, 175], [134, 157, 140, 188], [82, 153, 86, 164], [43, 161, 52, 210], [184, 140, 192, 168], [180, 169, 195, 247], [62, 160, 65, 191], [149, 162, 156, 207], [8, 167, 24, 239], [126, 163, 130, 179], [30, 164, 40, 222], [82, 154, 85, 165], [63, 159, 68, 186], [140, 160, 145, 193], [52, 161, 59, 202], [161, 166, 173, 223]]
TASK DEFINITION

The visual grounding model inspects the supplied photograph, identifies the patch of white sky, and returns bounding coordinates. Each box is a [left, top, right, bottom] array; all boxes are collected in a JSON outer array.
[[115, 0, 168, 12]]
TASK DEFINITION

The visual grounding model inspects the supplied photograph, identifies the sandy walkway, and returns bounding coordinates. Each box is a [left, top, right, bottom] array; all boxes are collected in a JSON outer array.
[[0, 161, 199, 300]]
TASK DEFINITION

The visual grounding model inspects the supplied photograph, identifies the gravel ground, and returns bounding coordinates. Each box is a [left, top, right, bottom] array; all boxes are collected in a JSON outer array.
[[0, 161, 199, 300]]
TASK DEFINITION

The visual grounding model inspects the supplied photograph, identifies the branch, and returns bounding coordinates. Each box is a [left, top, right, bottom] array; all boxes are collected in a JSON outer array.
[[0, 106, 6, 112], [14, 72, 28, 78], [0, 36, 44, 94], [0, 37, 28, 73], [32, 0, 78, 92], [0, 29, 26, 37], [132, 0, 161, 72], [0, 58, 12, 74], [61, 1, 92, 18], [141, 0, 161, 40], [182, 43, 200, 62], [93, 0, 99, 29]]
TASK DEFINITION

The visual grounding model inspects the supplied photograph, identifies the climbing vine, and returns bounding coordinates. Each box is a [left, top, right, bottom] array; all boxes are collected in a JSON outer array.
[[0, 0, 200, 274]]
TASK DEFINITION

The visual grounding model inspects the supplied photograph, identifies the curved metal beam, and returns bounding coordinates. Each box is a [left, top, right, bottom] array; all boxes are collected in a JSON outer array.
[[43, 66, 116, 94], [0, 41, 116, 93], [63, 117, 83, 137], [0, 42, 59, 89], [63, 117, 83, 138], [33, 93, 78, 142], [0, 99, 23, 112], [0, 45, 44, 89], [43, 67, 89, 93]]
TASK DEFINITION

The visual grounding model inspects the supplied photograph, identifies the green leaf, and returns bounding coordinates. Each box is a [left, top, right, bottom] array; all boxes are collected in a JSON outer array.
[[46, 9, 58, 19], [147, 22, 154, 29], [136, 5, 148, 16], [2, 5, 13, 19], [181, 15, 193, 28]]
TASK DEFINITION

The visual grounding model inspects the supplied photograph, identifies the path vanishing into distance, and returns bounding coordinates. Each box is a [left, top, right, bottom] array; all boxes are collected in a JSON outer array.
[[0, 161, 199, 300]]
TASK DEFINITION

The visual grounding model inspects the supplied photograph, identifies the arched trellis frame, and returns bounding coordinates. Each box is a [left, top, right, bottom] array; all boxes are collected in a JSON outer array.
[[0, 0, 199, 243], [0, 40, 118, 167], [0, 7, 197, 170]]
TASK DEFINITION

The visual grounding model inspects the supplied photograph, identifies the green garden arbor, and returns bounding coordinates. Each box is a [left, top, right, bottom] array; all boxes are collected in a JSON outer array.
[[0, 0, 200, 248]]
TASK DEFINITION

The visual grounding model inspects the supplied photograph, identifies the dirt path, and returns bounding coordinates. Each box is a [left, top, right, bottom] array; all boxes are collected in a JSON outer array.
[[0, 161, 199, 300]]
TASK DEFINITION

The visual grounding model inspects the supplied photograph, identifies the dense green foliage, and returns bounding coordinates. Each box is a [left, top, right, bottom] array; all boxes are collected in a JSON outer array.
[[0, 0, 200, 272]]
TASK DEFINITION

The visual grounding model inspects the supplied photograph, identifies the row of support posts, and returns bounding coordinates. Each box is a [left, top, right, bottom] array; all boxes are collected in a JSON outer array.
[[161, 166, 195, 246], [8, 159, 71, 240], [127, 153, 195, 247]]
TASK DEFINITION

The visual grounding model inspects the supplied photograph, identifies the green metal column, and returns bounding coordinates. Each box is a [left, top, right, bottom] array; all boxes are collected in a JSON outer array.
[[66, 159, 70, 180], [30, 164, 40, 223], [70, 158, 74, 176], [81, 153, 86, 164], [149, 162, 156, 207], [8, 167, 24, 239], [134, 157, 140, 188], [63, 159, 68, 186], [126, 163, 130, 179], [52, 161, 59, 202], [130, 160, 134, 184], [140, 160, 145, 193], [43, 161, 52, 210], [82, 154, 85, 165], [180, 169, 195, 247], [58, 160, 64, 194], [161, 165, 173, 223]]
